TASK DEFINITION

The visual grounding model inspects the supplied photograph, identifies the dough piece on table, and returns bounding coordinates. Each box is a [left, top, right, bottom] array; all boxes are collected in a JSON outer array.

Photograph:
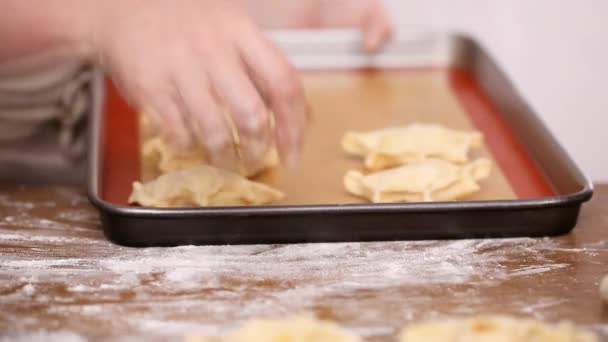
[[187, 316, 362, 342], [342, 123, 483, 170], [599, 273, 608, 304], [142, 137, 279, 180], [187, 337, 220, 342], [128, 165, 283, 208], [344, 158, 491, 203], [399, 315, 597, 342]]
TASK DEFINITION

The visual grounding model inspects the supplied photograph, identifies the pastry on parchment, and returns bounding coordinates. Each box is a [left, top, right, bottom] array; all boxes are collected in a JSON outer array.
[[142, 137, 208, 178], [186, 316, 361, 342], [142, 136, 279, 180], [139, 110, 279, 181], [342, 123, 483, 170], [344, 158, 492, 203], [128, 165, 283, 208], [399, 315, 597, 342]]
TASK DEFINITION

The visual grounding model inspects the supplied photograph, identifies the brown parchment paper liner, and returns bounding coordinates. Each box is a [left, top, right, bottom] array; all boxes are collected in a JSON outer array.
[[139, 70, 516, 206]]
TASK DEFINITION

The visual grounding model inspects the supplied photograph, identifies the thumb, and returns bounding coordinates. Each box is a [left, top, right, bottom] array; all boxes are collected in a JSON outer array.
[[362, 4, 394, 53]]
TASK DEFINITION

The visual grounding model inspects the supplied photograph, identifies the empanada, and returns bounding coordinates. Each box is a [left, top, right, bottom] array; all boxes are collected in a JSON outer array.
[[399, 315, 597, 342], [187, 316, 361, 342], [342, 123, 483, 170], [141, 137, 279, 180], [128, 165, 283, 208], [344, 158, 491, 203], [142, 137, 207, 177]]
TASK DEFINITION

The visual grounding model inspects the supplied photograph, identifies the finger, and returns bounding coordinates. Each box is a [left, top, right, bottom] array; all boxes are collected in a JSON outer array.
[[272, 98, 308, 167], [362, 2, 394, 52], [173, 67, 239, 170], [207, 54, 273, 171], [237, 29, 309, 166], [144, 94, 191, 149]]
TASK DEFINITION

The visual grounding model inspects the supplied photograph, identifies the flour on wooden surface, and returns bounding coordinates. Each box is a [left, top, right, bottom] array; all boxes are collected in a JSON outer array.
[[0, 187, 606, 341], [0, 331, 85, 342]]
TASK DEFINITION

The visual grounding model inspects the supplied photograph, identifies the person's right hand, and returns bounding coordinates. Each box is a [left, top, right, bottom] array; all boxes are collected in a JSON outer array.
[[89, 0, 308, 169]]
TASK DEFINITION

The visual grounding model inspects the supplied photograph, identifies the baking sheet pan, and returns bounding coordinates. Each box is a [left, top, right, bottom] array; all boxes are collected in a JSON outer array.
[[88, 31, 592, 246]]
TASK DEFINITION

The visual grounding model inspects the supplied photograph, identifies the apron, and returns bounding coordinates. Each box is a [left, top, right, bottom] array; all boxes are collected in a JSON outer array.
[[0, 57, 95, 184]]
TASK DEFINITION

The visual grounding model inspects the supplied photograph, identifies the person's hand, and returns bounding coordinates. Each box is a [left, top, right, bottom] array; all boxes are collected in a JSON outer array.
[[239, 0, 393, 52], [90, 0, 308, 169], [317, 0, 393, 52]]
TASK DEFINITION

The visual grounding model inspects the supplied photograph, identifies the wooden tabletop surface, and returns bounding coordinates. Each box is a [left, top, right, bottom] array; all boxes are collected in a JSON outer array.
[[1, 184, 607, 341]]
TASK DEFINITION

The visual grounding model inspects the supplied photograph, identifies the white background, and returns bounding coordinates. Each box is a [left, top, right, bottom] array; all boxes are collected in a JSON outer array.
[[385, 0, 607, 181]]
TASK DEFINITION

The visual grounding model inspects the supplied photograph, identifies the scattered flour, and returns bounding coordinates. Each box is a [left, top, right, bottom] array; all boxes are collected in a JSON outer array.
[[0, 233, 97, 244], [2, 233, 602, 340], [1, 188, 606, 341], [21, 284, 36, 296], [509, 264, 570, 277], [69, 284, 89, 292], [0, 331, 85, 342]]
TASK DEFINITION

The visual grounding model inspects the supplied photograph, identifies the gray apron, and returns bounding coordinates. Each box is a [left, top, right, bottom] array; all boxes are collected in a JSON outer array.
[[0, 60, 94, 184]]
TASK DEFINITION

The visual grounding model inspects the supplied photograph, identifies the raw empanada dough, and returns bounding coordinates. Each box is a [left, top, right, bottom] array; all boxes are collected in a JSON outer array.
[[128, 165, 283, 207], [600, 273, 608, 304], [143, 137, 207, 176], [399, 315, 597, 342], [344, 158, 492, 203], [342, 123, 483, 170], [142, 137, 279, 181], [187, 316, 361, 342]]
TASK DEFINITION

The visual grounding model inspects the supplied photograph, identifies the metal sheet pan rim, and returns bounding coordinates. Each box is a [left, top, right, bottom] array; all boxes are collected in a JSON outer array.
[[271, 29, 462, 69], [88, 189, 592, 219], [87, 68, 105, 199]]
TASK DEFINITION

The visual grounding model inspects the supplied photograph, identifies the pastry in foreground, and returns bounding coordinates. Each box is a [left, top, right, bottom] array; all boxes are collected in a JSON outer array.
[[342, 123, 483, 170], [400, 315, 597, 342], [128, 165, 283, 208], [344, 158, 492, 203], [187, 316, 361, 342]]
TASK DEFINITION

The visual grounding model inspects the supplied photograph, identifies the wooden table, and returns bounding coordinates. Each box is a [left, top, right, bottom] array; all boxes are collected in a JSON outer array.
[[1, 184, 607, 341]]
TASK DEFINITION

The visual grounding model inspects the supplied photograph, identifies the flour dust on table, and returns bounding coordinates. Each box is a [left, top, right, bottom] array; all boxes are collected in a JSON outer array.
[[1, 186, 607, 341]]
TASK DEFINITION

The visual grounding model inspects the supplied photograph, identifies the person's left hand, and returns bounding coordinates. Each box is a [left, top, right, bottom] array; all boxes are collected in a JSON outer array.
[[238, 0, 394, 52]]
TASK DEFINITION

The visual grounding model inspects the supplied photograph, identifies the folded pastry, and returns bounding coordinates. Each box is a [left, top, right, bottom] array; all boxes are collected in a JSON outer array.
[[344, 158, 492, 203], [142, 137, 207, 176], [142, 136, 279, 180], [342, 123, 483, 170], [399, 315, 597, 342], [129, 165, 283, 208], [187, 316, 361, 342]]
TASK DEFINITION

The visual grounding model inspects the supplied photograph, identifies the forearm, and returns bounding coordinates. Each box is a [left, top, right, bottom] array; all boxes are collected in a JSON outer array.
[[0, 1, 95, 65], [234, 0, 319, 28]]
